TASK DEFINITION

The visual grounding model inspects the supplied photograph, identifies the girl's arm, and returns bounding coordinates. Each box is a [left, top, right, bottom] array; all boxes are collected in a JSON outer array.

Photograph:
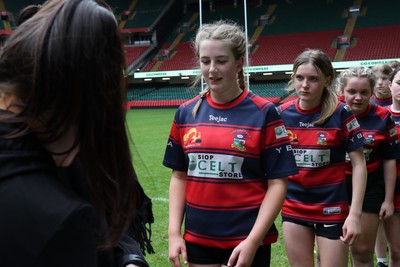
[[168, 170, 188, 267], [341, 147, 367, 245], [228, 177, 288, 267], [380, 159, 396, 219]]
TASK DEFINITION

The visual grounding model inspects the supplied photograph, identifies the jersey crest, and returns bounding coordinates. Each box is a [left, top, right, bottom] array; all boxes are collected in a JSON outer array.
[[317, 131, 328, 145], [231, 130, 250, 151]]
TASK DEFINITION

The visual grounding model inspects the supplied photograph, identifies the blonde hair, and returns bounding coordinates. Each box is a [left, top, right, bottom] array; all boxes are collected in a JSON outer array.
[[335, 66, 376, 96], [191, 20, 247, 118], [287, 49, 337, 125]]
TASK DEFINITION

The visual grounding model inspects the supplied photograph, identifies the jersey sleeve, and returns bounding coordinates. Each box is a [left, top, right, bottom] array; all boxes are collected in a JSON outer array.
[[262, 105, 298, 179], [381, 112, 400, 159], [340, 104, 365, 152], [163, 107, 187, 171]]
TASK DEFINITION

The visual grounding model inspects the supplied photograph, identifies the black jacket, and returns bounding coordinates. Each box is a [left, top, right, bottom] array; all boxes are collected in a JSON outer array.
[[0, 118, 149, 267]]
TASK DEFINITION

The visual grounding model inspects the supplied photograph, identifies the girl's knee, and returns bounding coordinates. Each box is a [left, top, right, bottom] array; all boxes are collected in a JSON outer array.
[[351, 246, 374, 264]]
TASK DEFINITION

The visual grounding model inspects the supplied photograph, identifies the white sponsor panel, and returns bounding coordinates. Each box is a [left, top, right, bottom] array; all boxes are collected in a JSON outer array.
[[187, 153, 244, 179], [293, 148, 330, 168]]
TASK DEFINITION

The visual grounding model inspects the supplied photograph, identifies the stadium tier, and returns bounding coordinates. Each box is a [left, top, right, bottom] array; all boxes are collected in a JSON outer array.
[[120, 0, 399, 108], [1, 0, 398, 108], [344, 25, 400, 61]]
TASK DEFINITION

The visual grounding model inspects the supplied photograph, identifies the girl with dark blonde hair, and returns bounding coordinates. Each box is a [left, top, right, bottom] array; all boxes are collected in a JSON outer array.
[[279, 49, 367, 267], [164, 20, 298, 267]]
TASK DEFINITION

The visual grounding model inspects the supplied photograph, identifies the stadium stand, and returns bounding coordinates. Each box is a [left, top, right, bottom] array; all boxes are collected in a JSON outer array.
[[156, 42, 197, 71], [130, 0, 399, 108], [343, 25, 400, 61], [122, 0, 170, 29], [251, 30, 340, 65], [126, 84, 200, 108], [125, 46, 149, 66], [2, 0, 399, 108], [106, 0, 131, 24]]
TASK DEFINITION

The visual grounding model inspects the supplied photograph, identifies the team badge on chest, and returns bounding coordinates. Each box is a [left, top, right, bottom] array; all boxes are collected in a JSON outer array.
[[365, 133, 375, 145], [317, 131, 328, 145], [231, 130, 250, 151]]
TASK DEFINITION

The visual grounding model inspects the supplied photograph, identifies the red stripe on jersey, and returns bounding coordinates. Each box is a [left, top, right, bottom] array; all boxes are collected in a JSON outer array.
[[282, 199, 349, 223], [186, 178, 266, 209], [291, 162, 347, 187], [184, 229, 278, 249], [389, 107, 400, 211], [181, 125, 262, 157]]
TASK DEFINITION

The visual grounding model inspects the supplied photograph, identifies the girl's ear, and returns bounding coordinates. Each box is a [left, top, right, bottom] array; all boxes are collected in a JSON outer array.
[[325, 76, 332, 87]]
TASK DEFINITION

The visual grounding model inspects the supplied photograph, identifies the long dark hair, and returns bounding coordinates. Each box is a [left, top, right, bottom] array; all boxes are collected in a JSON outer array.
[[0, 0, 138, 249]]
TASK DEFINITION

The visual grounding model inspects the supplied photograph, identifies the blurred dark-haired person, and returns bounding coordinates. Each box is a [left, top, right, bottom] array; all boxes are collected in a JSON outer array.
[[0, 0, 149, 266]]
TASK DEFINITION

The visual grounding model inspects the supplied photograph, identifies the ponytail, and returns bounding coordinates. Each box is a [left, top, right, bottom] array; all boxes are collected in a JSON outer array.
[[238, 69, 246, 90], [192, 89, 208, 118], [313, 87, 338, 125]]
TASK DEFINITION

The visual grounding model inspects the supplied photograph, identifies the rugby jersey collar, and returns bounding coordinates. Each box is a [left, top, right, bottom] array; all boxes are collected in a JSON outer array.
[[355, 103, 372, 119], [294, 99, 322, 114], [206, 89, 249, 109]]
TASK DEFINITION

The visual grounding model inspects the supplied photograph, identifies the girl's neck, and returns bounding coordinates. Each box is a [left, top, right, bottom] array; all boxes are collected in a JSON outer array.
[[392, 102, 400, 112], [298, 99, 321, 111], [211, 87, 243, 104]]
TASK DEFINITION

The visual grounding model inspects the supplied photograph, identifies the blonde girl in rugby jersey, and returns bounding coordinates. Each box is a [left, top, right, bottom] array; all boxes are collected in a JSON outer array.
[[163, 20, 298, 267]]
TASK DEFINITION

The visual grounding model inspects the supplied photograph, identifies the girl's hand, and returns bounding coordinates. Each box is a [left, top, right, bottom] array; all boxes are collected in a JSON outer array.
[[168, 234, 188, 267], [227, 239, 259, 267], [379, 200, 394, 220], [340, 213, 361, 245]]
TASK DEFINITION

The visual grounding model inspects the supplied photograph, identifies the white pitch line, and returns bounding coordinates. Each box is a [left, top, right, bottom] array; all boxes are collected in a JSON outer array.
[[151, 197, 169, 202]]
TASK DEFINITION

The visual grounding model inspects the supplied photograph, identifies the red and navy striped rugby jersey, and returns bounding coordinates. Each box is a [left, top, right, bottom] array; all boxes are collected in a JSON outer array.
[[163, 89, 298, 249], [388, 105, 400, 213], [278, 100, 365, 224]]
